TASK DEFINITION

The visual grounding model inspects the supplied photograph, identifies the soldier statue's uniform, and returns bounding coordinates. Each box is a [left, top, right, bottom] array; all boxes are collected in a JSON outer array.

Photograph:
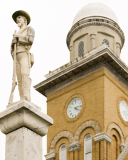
[[11, 10, 35, 101]]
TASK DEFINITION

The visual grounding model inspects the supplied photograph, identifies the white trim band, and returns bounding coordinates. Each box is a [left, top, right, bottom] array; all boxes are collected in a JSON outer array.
[[45, 151, 56, 160], [68, 142, 81, 152], [93, 132, 112, 143]]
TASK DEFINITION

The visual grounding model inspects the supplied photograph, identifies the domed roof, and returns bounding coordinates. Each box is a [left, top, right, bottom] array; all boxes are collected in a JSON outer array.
[[72, 3, 119, 25]]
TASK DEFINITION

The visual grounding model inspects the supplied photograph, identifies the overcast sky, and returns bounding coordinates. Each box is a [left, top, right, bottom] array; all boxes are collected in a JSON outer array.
[[0, 0, 128, 159]]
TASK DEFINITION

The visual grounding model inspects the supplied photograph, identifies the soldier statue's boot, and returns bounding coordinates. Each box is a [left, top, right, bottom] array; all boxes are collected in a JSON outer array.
[[18, 83, 23, 99], [22, 74, 30, 101]]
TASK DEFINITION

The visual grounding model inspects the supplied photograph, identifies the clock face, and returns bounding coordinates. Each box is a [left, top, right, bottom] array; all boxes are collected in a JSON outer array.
[[67, 97, 82, 118], [120, 100, 128, 122]]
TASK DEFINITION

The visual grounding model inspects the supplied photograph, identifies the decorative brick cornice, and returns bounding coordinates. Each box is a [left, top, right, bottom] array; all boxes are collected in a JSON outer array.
[[66, 16, 125, 49], [34, 44, 128, 97], [68, 142, 80, 152], [93, 132, 112, 143], [45, 151, 56, 160], [44, 43, 107, 79]]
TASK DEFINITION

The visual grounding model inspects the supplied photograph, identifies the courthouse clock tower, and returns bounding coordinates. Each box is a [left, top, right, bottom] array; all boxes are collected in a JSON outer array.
[[34, 3, 128, 160]]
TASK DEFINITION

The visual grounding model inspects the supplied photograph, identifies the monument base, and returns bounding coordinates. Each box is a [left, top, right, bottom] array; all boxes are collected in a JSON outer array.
[[6, 127, 42, 160], [0, 99, 53, 160]]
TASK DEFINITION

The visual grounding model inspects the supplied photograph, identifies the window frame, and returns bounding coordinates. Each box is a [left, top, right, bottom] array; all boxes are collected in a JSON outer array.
[[84, 134, 92, 160], [59, 143, 67, 160], [78, 41, 84, 57]]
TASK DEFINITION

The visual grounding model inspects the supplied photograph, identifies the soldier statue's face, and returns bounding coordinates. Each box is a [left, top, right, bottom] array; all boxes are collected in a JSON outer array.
[[16, 16, 26, 28]]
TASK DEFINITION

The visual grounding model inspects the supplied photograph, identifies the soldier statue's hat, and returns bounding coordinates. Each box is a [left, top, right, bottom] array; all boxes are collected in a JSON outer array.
[[12, 10, 31, 25]]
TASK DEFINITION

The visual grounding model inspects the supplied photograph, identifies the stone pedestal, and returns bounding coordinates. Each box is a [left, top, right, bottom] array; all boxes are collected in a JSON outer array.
[[6, 127, 42, 160], [0, 99, 53, 160]]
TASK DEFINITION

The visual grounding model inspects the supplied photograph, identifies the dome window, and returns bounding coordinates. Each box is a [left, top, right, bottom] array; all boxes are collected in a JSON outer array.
[[102, 38, 109, 47], [78, 41, 84, 57]]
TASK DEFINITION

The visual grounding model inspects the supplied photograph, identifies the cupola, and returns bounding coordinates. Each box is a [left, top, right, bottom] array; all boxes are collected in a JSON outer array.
[[66, 3, 125, 61]]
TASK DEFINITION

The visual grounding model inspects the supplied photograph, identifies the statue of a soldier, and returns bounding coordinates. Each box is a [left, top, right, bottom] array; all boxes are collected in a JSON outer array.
[[10, 10, 35, 102]]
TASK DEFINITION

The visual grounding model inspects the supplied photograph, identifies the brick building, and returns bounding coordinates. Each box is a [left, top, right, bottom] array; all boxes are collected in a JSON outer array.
[[34, 3, 128, 160]]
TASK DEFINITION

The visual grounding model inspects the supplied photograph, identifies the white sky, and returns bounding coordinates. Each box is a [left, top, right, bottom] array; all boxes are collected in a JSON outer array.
[[0, 0, 128, 159]]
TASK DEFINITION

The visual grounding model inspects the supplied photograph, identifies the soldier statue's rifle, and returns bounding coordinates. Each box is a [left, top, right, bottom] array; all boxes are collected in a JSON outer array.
[[8, 30, 17, 104]]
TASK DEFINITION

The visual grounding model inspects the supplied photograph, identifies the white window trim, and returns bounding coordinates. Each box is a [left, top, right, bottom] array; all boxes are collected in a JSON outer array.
[[59, 144, 67, 160], [84, 134, 92, 160]]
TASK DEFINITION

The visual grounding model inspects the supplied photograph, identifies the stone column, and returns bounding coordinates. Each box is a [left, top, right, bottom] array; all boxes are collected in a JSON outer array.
[[95, 142, 100, 160], [68, 142, 80, 160], [90, 34, 96, 50], [106, 142, 110, 160], [93, 132, 112, 160], [116, 43, 121, 58], [100, 140, 106, 160], [0, 99, 53, 160], [69, 152, 74, 160], [74, 150, 79, 160]]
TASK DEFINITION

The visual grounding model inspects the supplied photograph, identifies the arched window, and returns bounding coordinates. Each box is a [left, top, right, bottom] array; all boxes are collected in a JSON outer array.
[[111, 135, 118, 160], [84, 134, 92, 160], [102, 38, 109, 47], [78, 41, 84, 57], [59, 144, 67, 160]]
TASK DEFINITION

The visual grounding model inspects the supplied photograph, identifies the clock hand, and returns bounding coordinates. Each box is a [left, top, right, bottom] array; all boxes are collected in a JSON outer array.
[[74, 105, 82, 110], [76, 106, 82, 109], [74, 107, 78, 110]]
